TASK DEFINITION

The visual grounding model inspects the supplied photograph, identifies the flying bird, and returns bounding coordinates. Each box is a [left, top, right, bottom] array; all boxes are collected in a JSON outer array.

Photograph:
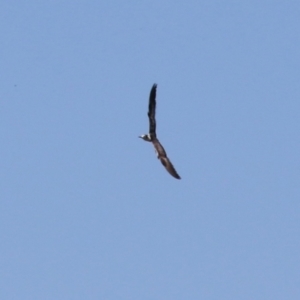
[[139, 84, 181, 179]]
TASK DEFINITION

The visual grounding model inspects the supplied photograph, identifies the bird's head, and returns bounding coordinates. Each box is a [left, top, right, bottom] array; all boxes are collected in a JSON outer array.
[[139, 134, 152, 142]]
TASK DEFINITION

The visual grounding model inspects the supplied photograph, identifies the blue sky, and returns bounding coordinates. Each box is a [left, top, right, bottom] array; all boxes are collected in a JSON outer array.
[[1, 1, 299, 299]]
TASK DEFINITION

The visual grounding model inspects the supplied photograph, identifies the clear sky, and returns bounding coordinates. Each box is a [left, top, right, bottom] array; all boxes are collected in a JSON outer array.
[[1, 1, 299, 299]]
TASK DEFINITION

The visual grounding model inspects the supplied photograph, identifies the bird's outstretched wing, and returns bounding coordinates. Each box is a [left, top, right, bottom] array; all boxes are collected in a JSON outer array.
[[152, 137, 181, 180], [148, 84, 157, 137], [160, 156, 181, 180]]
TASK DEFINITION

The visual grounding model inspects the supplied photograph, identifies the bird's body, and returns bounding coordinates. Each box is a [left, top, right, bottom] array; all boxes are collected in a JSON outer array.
[[139, 84, 181, 180]]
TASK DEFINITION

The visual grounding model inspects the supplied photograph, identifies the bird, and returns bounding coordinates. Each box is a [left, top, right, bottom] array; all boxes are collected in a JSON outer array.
[[139, 84, 181, 179]]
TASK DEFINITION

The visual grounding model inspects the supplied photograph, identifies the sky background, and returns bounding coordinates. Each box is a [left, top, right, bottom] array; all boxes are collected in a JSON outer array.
[[1, 1, 300, 299]]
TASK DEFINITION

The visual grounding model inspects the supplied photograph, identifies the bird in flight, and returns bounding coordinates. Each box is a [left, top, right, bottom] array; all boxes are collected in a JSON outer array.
[[139, 84, 181, 179]]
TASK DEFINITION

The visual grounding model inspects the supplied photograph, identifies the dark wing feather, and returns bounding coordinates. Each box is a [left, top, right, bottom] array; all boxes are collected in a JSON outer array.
[[160, 157, 181, 179], [148, 84, 157, 136], [152, 139, 180, 179], [152, 138, 167, 157]]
